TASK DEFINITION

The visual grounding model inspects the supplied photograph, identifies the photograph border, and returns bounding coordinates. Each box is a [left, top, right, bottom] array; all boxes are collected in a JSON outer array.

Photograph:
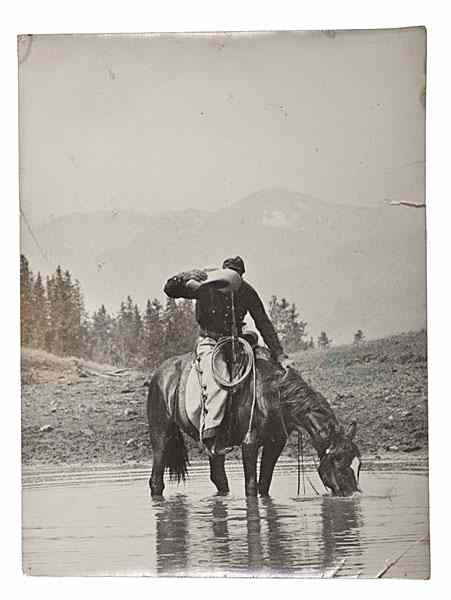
[[2, 0, 450, 596]]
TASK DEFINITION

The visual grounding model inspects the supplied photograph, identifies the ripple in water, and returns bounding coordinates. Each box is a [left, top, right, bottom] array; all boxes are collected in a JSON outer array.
[[22, 462, 429, 578]]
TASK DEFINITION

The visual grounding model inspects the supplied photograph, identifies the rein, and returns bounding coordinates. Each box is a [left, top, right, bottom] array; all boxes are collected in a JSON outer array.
[[277, 382, 322, 496], [297, 430, 306, 496]]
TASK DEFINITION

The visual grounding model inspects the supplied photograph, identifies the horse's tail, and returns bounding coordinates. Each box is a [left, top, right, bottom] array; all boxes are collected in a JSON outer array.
[[164, 421, 189, 483]]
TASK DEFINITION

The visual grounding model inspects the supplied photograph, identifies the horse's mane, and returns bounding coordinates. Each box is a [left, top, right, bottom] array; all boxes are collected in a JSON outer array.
[[277, 368, 335, 418], [256, 352, 339, 444]]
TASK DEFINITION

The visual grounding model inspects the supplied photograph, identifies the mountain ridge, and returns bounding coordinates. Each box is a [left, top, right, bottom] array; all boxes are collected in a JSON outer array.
[[21, 188, 426, 344]]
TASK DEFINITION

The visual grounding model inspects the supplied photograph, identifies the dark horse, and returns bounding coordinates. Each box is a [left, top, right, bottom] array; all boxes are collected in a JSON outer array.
[[147, 348, 361, 498]]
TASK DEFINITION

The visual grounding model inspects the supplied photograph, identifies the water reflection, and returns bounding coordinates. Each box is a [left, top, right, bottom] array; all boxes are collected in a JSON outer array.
[[22, 467, 430, 577], [211, 498, 231, 565], [245, 498, 264, 570], [154, 495, 189, 574], [320, 496, 364, 572], [153, 493, 364, 576], [260, 498, 289, 571]]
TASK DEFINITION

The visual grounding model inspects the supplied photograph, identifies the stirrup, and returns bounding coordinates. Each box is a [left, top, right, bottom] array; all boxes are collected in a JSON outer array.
[[202, 437, 215, 458], [214, 445, 234, 456], [203, 438, 233, 457]]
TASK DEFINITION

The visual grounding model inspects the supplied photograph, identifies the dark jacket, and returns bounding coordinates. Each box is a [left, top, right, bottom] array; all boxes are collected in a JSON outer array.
[[164, 273, 284, 359]]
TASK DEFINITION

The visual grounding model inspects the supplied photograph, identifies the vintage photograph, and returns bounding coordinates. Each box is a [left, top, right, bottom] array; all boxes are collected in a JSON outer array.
[[19, 28, 428, 577]]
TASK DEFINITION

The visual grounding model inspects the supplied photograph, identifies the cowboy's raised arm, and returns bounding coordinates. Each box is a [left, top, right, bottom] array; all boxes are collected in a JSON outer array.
[[163, 269, 207, 299]]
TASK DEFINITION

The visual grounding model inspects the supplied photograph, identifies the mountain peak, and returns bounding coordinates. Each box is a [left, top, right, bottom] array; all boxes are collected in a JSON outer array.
[[229, 188, 321, 212], [22, 187, 426, 344], [223, 189, 331, 230]]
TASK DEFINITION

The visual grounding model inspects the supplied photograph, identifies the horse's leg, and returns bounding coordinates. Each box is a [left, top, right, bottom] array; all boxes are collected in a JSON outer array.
[[149, 426, 167, 497], [242, 443, 259, 497], [147, 378, 170, 498], [258, 439, 286, 497], [209, 455, 229, 496]]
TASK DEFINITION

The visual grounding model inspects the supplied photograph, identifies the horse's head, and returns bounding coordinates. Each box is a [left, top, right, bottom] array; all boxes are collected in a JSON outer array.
[[318, 421, 361, 497], [260, 359, 362, 497]]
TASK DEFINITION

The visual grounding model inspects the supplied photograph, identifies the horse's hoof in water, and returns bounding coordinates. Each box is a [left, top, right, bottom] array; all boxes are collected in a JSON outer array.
[[215, 490, 229, 497], [151, 497, 165, 505], [150, 492, 165, 501], [149, 488, 165, 499]]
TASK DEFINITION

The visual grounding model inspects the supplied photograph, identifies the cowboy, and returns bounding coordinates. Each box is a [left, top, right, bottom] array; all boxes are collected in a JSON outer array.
[[164, 256, 294, 454]]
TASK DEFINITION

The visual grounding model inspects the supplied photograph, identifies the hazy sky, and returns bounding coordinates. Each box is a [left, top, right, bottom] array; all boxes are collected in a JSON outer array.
[[19, 28, 425, 226]]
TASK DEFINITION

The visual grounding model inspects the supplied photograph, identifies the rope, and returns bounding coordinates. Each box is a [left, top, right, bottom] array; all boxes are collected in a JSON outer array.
[[277, 388, 320, 497], [297, 432, 301, 495], [231, 291, 237, 377], [211, 335, 256, 445], [207, 287, 257, 447], [211, 336, 254, 388], [194, 353, 208, 446], [300, 430, 306, 495], [297, 430, 306, 496], [278, 390, 289, 439]]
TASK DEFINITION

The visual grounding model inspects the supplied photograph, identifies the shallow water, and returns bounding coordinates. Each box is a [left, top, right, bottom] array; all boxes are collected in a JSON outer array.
[[22, 460, 429, 578]]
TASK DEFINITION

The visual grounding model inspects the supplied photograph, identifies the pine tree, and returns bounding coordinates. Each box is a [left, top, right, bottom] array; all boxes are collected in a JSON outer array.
[[30, 272, 48, 349], [110, 295, 144, 366], [62, 269, 79, 356], [20, 257, 90, 359], [142, 298, 164, 368], [90, 304, 114, 363], [317, 331, 331, 349], [115, 299, 130, 365], [74, 279, 91, 358], [41, 266, 87, 357], [20, 255, 34, 346], [45, 274, 57, 353], [284, 303, 307, 352], [46, 266, 65, 355], [131, 303, 143, 361], [353, 329, 365, 344], [178, 299, 198, 351], [162, 297, 180, 359], [269, 295, 307, 352]]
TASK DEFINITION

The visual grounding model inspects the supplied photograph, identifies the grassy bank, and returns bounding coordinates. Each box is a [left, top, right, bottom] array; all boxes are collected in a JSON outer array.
[[21, 331, 428, 466], [292, 330, 428, 455]]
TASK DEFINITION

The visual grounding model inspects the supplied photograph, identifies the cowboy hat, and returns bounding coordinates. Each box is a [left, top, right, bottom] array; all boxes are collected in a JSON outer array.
[[200, 267, 242, 292]]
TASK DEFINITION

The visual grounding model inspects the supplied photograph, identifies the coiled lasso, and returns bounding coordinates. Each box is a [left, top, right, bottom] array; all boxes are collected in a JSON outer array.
[[211, 336, 257, 444], [211, 336, 254, 388]]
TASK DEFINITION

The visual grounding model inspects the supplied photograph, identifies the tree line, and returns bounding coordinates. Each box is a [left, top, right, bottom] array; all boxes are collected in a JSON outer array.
[[20, 255, 197, 368], [21, 255, 363, 368]]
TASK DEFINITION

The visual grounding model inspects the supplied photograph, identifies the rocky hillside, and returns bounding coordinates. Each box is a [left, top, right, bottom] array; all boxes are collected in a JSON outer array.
[[293, 330, 428, 455], [21, 331, 427, 466]]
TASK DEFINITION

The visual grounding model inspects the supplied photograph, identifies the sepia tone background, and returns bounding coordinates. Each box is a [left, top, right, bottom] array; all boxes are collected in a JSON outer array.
[[19, 28, 426, 345], [19, 28, 429, 578]]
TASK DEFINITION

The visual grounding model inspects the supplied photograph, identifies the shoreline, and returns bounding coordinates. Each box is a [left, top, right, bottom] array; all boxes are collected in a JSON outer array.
[[22, 450, 428, 474]]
